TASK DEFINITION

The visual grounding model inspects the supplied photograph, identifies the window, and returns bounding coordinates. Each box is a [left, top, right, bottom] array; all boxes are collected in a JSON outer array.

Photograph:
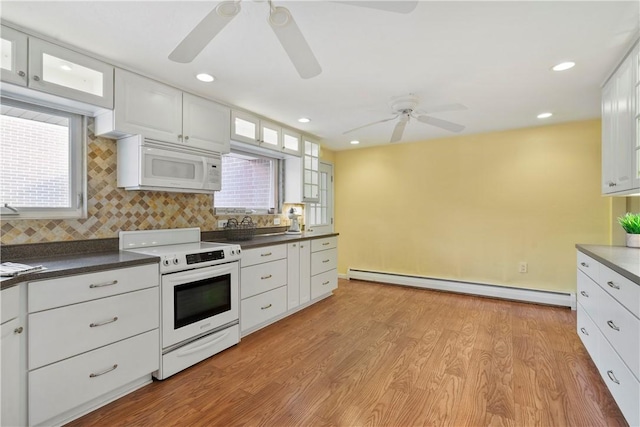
[[0, 98, 86, 219], [214, 150, 280, 213]]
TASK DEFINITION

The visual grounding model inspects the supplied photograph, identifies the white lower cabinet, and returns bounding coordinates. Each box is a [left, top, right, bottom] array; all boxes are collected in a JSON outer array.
[[575, 250, 640, 426], [241, 237, 337, 336], [29, 330, 159, 426], [2, 284, 26, 427], [27, 264, 160, 426]]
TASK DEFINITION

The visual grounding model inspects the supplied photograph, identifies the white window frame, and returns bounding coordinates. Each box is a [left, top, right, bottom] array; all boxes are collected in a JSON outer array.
[[213, 149, 282, 214], [0, 97, 87, 219]]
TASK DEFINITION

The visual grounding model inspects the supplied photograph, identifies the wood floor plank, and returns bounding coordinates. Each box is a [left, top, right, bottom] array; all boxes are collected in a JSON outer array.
[[67, 279, 627, 427]]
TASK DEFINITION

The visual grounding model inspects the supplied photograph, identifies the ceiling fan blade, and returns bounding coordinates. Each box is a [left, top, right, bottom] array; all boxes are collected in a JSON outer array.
[[268, 6, 322, 79], [390, 119, 407, 143], [421, 103, 468, 115], [343, 115, 398, 134], [169, 1, 241, 63], [417, 115, 466, 133], [333, 1, 418, 14]]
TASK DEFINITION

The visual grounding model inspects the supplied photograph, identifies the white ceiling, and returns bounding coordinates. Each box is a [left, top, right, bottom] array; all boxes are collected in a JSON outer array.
[[1, 1, 638, 151]]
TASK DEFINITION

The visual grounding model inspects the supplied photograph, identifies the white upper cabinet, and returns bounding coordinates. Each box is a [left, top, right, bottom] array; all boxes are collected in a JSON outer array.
[[602, 41, 639, 195], [0, 26, 28, 86], [231, 110, 302, 156], [0, 25, 114, 111], [96, 69, 230, 153]]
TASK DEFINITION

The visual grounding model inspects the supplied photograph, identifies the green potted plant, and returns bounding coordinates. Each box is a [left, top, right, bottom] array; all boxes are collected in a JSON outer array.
[[618, 212, 640, 248]]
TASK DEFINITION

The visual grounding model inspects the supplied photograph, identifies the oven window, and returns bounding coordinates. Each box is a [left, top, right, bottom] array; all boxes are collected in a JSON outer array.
[[174, 274, 231, 329]]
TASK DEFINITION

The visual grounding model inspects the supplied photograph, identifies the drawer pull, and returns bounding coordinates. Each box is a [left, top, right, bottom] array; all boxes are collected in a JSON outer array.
[[606, 281, 620, 290], [579, 327, 588, 336], [580, 262, 589, 267], [606, 370, 620, 385], [261, 252, 273, 257], [261, 274, 273, 280], [261, 304, 272, 310], [322, 242, 330, 246], [322, 259, 330, 263], [89, 364, 118, 378], [322, 281, 330, 286], [90, 316, 118, 328], [606, 320, 620, 332], [14, 326, 23, 334], [580, 291, 589, 298], [89, 280, 118, 289]]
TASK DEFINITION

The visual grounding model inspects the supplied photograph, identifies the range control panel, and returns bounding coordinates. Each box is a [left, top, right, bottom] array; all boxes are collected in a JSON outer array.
[[186, 250, 225, 265]]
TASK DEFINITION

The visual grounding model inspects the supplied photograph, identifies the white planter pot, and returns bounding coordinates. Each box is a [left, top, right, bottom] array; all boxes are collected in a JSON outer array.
[[626, 233, 640, 248]]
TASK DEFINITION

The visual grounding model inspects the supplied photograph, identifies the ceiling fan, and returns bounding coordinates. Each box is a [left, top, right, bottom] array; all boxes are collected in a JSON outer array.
[[168, 0, 418, 79], [343, 94, 467, 143]]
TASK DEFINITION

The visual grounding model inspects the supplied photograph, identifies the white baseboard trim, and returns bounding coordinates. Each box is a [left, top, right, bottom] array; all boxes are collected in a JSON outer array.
[[338, 273, 349, 280], [347, 268, 576, 309]]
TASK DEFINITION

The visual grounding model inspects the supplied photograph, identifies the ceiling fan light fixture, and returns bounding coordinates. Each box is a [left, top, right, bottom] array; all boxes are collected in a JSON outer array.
[[269, 6, 292, 27], [216, 1, 241, 18], [552, 61, 575, 71], [196, 73, 215, 82]]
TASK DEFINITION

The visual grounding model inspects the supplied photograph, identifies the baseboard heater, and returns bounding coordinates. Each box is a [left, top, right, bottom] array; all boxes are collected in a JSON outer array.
[[347, 268, 576, 309]]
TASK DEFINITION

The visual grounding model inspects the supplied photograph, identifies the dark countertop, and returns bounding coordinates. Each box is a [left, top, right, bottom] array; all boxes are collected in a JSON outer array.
[[1, 251, 159, 291], [576, 244, 640, 285], [207, 232, 339, 249]]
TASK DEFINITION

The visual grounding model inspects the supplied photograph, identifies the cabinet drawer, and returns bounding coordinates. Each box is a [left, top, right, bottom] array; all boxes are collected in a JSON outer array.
[[311, 269, 337, 300], [311, 236, 337, 252], [597, 289, 640, 379], [599, 264, 640, 319], [577, 302, 600, 368], [29, 287, 159, 370], [311, 248, 337, 276], [28, 264, 159, 312], [241, 285, 287, 332], [241, 259, 287, 299], [1, 285, 19, 324], [597, 336, 640, 427], [241, 245, 287, 268], [577, 270, 603, 323], [577, 251, 599, 282], [29, 330, 159, 427]]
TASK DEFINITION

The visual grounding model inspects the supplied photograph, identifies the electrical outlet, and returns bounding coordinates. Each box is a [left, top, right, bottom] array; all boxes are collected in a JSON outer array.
[[518, 262, 528, 273], [217, 220, 227, 229], [273, 217, 281, 225]]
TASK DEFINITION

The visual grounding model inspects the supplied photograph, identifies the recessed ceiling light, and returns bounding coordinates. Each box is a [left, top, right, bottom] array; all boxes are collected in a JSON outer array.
[[350, 140, 360, 145], [537, 112, 553, 119], [196, 73, 215, 82], [298, 117, 310, 123], [552, 61, 575, 71], [60, 64, 72, 71]]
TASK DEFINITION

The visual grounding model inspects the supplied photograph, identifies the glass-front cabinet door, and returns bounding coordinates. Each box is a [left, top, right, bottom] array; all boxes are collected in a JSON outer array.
[[28, 38, 114, 109], [231, 110, 260, 145], [0, 26, 28, 86], [303, 137, 320, 202], [260, 120, 281, 149], [282, 129, 301, 156]]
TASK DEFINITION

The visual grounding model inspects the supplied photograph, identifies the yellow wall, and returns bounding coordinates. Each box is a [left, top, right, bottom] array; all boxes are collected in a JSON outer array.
[[334, 119, 612, 293]]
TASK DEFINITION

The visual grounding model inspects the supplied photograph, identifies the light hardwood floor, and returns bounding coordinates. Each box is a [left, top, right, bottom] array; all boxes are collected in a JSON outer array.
[[68, 279, 626, 427]]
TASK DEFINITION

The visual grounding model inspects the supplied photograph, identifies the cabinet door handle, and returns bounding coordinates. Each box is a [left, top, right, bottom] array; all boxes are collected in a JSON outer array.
[[32, 75, 41, 81], [606, 370, 620, 384], [307, 228, 314, 232], [322, 281, 330, 286], [90, 316, 118, 328], [89, 280, 118, 289], [606, 281, 620, 290], [261, 274, 272, 280], [261, 304, 272, 310], [261, 252, 272, 257], [89, 364, 118, 378], [184, 136, 189, 141], [580, 327, 588, 336], [14, 326, 23, 334], [580, 291, 589, 298], [17, 70, 25, 77], [606, 320, 620, 331], [580, 262, 589, 267], [322, 242, 330, 246], [322, 259, 330, 263]]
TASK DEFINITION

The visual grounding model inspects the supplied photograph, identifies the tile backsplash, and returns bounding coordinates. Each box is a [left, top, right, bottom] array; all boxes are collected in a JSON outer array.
[[1, 126, 286, 245]]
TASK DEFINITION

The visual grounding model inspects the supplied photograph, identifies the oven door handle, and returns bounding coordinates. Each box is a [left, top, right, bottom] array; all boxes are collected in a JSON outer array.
[[165, 264, 235, 284], [176, 329, 231, 357]]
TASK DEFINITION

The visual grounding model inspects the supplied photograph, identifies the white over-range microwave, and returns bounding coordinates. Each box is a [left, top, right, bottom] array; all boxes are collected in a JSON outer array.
[[117, 135, 221, 194]]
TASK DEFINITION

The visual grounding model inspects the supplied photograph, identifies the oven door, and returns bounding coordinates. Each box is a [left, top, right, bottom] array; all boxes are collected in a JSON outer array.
[[161, 262, 239, 349]]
